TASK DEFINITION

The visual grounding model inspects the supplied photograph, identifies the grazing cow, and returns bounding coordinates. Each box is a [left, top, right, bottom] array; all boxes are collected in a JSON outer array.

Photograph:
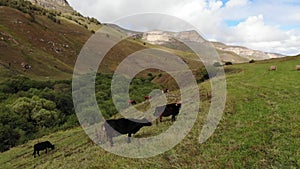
[[144, 96, 151, 100], [102, 118, 152, 146], [162, 88, 169, 93], [207, 91, 212, 102], [153, 103, 181, 124], [128, 99, 136, 105], [33, 141, 55, 158], [269, 66, 277, 71], [296, 65, 300, 71]]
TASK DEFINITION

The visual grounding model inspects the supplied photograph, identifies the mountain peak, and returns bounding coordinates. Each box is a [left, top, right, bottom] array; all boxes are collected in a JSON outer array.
[[26, 0, 73, 12]]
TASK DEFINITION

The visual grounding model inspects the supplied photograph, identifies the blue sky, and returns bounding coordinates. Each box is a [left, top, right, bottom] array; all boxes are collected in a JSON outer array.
[[225, 20, 243, 27], [68, 0, 300, 55]]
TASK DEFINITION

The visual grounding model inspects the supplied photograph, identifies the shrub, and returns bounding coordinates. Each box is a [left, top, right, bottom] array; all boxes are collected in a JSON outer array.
[[225, 62, 233, 65], [249, 59, 255, 63], [196, 67, 209, 83], [47, 12, 57, 23], [213, 62, 222, 67]]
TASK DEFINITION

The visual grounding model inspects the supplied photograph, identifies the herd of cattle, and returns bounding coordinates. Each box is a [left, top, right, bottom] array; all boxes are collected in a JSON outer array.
[[102, 102, 182, 146], [128, 88, 169, 105], [269, 65, 300, 71], [32, 64, 300, 157], [33, 88, 183, 157]]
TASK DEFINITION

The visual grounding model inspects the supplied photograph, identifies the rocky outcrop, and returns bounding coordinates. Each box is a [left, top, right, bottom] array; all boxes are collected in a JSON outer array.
[[26, 0, 73, 12], [213, 42, 284, 61], [142, 30, 284, 62], [142, 31, 172, 45], [142, 30, 205, 45]]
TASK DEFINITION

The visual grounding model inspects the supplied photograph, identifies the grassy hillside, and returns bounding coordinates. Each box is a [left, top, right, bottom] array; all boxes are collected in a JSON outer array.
[[1, 56, 299, 168], [0, 5, 204, 85], [0, 6, 93, 80]]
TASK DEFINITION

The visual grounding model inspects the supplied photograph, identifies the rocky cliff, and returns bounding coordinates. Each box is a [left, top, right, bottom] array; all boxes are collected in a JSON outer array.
[[142, 30, 205, 45], [142, 30, 284, 62], [213, 42, 284, 61]]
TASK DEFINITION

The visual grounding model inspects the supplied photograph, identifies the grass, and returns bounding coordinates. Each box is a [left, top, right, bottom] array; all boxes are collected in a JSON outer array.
[[1, 56, 300, 168], [0, 6, 92, 80]]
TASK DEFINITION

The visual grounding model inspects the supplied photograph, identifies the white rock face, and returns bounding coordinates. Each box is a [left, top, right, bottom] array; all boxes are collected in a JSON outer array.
[[173, 30, 205, 43], [138, 29, 285, 62], [142, 31, 172, 45], [216, 45, 284, 60], [142, 30, 205, 45]]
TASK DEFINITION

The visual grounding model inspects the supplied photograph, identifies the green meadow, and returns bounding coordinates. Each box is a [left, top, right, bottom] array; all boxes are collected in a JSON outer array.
[[1, 56, 299, 168]]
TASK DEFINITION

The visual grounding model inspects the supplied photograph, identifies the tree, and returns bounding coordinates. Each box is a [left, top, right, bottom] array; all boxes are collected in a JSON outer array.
[[225, 62, 233, 65], [12, 96, 59, 128], [31, 109, 59, 128], [12, 97, 35, 121], [0, 124, 19, 152], [249, 59, 255, 63], [196, 67, 209, 83]]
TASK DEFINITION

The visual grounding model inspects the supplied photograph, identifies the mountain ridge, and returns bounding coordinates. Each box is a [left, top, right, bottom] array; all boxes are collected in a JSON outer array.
[[141, 30, 285, 62]]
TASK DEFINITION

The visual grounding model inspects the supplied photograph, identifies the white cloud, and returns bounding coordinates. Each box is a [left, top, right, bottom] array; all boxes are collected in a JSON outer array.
[[230, 15, 287, 42], [225, 0, 249, 8], [67, 0, 300, 55], [223, 15, 300, 54]]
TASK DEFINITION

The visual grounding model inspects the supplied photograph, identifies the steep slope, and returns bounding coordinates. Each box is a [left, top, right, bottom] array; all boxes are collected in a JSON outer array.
[[0, 4, 203, 86], [0, 6, 93, 80]]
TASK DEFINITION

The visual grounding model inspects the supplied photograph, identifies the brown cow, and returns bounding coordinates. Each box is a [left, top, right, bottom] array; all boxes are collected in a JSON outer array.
[[144, 96, 151, 100], [162, 88, 169, 93], [269, 66, 277, 71], [128, 100, 136, 105]]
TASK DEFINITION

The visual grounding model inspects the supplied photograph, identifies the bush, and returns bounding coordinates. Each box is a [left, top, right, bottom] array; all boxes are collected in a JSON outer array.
[[0, 78, 75, 151], [213, 62, 222, 67], [0, 73, 160, 151], [225, 62, 233, 65], [88, 17, 101, 25], [249, 59, 255, 63], [47, 12, 58, 23], [196, 67, 209, 83]]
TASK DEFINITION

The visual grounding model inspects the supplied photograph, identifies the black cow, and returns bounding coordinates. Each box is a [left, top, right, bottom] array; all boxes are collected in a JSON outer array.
[[33, 141, 55, 158], [153, 103, 181, 124], [102, 118, 152, 146]]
